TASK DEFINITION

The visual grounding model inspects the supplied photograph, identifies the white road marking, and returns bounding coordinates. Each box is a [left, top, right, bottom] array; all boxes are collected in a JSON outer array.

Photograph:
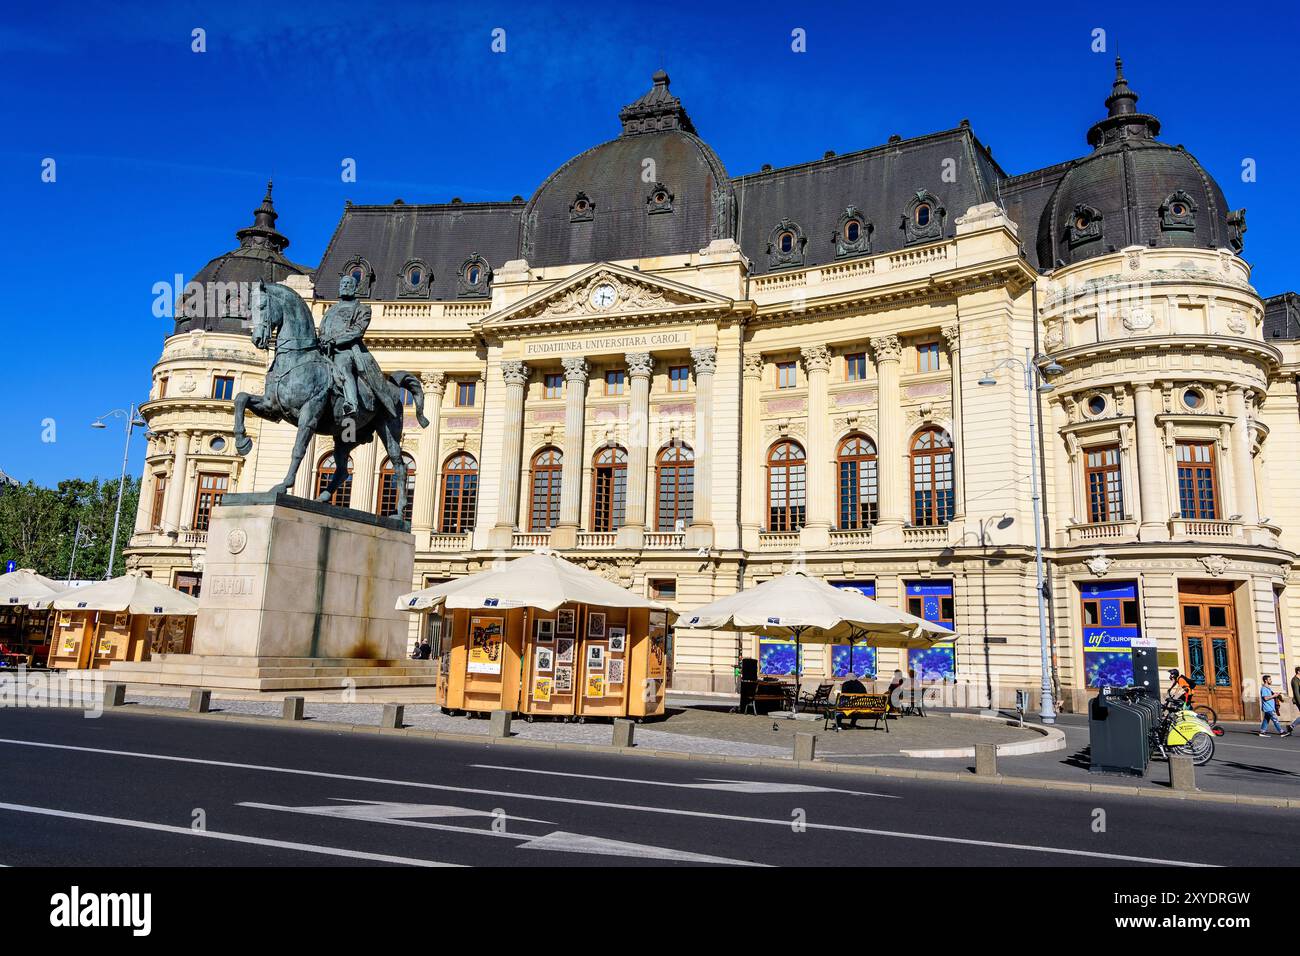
[[241, 800, 765, 866], [0, 737, 1215, 867], [0, 801, 458, 867], [307, 799, 548, 824], [470, 764, 898, 797]]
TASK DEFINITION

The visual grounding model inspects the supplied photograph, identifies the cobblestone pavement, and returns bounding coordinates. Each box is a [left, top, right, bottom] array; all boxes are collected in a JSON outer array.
[[123, 693, 1038, 760]]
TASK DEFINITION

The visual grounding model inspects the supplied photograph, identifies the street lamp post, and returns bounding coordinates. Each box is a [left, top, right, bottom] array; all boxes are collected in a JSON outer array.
[[91, 404, 147, 580], [978, 348, 1063, 724]]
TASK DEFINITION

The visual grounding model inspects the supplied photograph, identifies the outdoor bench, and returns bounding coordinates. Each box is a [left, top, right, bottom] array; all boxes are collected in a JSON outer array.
[[824, 692, 891, 731]]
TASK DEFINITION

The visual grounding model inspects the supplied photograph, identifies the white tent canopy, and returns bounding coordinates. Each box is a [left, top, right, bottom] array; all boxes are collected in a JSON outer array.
[[0, 568, 62, 609], [47, 571, 199, 616], [682, 569, 954, 646], [397, 550, 674, 615]]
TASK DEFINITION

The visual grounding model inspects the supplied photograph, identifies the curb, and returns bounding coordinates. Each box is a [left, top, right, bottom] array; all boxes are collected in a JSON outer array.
[[70, 700, 1298, 811], [900, 715, 1066, 758]]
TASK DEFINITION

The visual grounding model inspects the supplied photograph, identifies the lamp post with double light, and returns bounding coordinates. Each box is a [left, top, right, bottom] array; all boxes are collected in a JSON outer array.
[[91, 404, 147, 579], [978, 348, 1063, 723]]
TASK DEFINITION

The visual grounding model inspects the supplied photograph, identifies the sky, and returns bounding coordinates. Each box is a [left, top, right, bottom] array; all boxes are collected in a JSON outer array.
[[2, 0, 1297, 487]]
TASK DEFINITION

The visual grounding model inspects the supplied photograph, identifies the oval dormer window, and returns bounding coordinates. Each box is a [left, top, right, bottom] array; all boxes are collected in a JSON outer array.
[[407, 266, 422, 286], [350, 267, 364, 284], [467, 265, 481, 285], [844, 220, 861, 243], [574, 198, 588, 213], [915, 204, 931, 227], [779, 231, 795, 254]]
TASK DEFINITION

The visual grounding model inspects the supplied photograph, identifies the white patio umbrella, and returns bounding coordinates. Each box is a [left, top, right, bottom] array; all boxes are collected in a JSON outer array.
[[0, 568, 62, 609], [681, 569, 954, 710], [396, 549, 673, 615], [47, 570, 198, 616]]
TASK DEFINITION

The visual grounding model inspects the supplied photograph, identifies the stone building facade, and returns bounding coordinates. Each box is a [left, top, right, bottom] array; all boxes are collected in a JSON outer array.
[[127, 64, 1298, 717]]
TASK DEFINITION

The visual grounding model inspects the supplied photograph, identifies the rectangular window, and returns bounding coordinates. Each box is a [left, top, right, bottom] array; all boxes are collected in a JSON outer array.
[[649, 579, 676, 602], [1176, 441, 1218, 519], [149, 476, 167, 530], [192, 473, 228, 532], [668, 365, 689, 392], [158, 376, 169, 398], [1084, 444, 1124, 523], [916, 342, 941, 373], [455, 381, 476, 407], [605, 368, 626, 395], [844, 352, 867, 382], [776, 361, 797, 389], [211, 376, 234, 400], [543, 373, 564, 399]]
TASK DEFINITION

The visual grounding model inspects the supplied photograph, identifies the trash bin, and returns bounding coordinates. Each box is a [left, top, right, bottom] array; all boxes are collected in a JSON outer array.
[[1088, 686, 1152, 776]]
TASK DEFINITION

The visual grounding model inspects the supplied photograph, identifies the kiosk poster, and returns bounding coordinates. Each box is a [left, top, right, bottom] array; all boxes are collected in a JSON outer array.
[[556, 637, 575, 663], [556, 608, 575, 634], [535, 646, 554, 674], [586, 672, 606, 698], [608, 627, 626, 653], [647, 611, 667, 678], [607, 658, 625, 686], [533, 676, 553, 703], [467, 616, 504, 674], [554, 666, 573, 692], [60, 634, 78, 656], [1080, 581, 1139, 687]]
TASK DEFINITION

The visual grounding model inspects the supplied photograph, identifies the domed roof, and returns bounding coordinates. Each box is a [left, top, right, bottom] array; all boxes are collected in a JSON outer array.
[[522, 71, 734, 267], [175, 182, 313, 334], [1037, 60, 1245, 270]]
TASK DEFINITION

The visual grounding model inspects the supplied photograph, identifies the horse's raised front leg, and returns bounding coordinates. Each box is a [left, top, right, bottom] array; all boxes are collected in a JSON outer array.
[[272, 392, 329, 496], [233, 392, 255, 456]]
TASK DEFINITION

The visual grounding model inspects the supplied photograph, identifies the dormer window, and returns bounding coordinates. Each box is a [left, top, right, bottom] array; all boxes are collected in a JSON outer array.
[[834, 205, 872, 258], [646, 182, 675, 215], [457, 254, 491, 298], [845, 220, 861, 242], [569, 192, 595, 223], [340, 256, 374, 297], [779, 231, 795, 253], [1066, 203, 1103, 248], [767, 219, 807, 269], [398, 258, 431, 298], [900, 190, 945, 244], [1159, 190, 1198, 233]]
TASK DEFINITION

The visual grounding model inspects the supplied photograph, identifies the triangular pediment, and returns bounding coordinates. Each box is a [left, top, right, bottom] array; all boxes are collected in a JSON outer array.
[[481, 262, 732, 328]]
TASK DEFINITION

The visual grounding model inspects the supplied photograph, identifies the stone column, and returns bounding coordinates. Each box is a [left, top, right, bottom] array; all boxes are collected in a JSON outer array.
[[551, 356, 589, 549], [942, 324, 965, 518], [1228, 386, 1260, 526], [871, 334, 905, 544], [1050, 401, 1075, 544], [800, 344, 832, 549], [489, 360, 530, 548], [740, 352, 765, 549], [163, 430, 189, 537], [133, 464, 156, 536], [1133, 383, 1168, 541], [351, 440, 379, 514], [686, 346, 717, 549], [617, 352, 654, 549], [411, 371, 447, 541]]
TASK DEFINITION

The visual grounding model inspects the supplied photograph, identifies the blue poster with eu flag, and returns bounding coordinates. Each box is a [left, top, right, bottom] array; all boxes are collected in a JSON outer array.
[[1080, 581, 1139, 687], [831, 581, 876, 678], [906, 581, 955, 679]]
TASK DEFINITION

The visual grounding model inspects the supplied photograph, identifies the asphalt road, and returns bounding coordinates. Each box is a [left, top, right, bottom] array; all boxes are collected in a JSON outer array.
[[0, 708, 1294, 868]]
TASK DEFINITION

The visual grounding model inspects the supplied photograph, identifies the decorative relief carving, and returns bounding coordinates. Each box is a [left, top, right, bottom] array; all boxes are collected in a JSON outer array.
[[561, 356, 589, 383], [1120, 306, 1154, 332], [1086, 549, 1114, 577], [742, 352, 764, 378], [500, 360, 530, 387], [421, 371, 447, 393], [906, 403, 951, 427], [626, 351, 654, 378], [800, 345, 831, 373], [690, 346, 717, 376], [870, 334, 902, 363], [1198, 554, 1230, 577], [763, 420, 807, 441], [541, 272, 695, 318], [941, 324, 960, 352]]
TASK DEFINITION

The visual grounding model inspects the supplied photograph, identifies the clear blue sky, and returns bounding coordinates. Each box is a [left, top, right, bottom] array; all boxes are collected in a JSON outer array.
[[3, 0, 1296, 487]]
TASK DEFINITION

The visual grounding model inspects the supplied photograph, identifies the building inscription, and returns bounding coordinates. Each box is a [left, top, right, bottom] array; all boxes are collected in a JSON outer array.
[[524, 331, 691, 357]]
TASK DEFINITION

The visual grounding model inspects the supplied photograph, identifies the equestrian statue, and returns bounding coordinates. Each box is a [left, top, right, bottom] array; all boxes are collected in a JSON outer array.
[[232, 276, 428, 522]]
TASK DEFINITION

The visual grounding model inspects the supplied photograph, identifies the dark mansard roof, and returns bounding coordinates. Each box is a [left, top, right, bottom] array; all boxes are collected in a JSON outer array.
[[181, 63, 1262, 328]]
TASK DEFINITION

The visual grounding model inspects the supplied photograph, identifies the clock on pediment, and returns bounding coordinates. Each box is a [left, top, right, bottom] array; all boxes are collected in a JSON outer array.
[[589, 282, 618, 310]]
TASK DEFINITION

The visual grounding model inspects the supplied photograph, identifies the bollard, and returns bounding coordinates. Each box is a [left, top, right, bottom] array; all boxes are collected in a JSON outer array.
[[282, 696, 305, 721], [612, 718, 635, 748], [189, 689, 211, 713], [793, 732, 817, 762], [102, 683, 126, 709], [975, 742, 998, 777], [489, 709, 512, 738], [1168, 754, 1197, 792], [380, 703, 404, 729]]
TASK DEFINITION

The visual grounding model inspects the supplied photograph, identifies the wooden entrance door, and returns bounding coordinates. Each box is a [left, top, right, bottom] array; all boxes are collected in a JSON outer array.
[[1178, 582, 1243, 720]]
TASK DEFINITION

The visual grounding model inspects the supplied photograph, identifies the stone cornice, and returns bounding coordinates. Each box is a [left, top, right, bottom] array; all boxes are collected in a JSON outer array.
[[1051, 334, 1282, 372]]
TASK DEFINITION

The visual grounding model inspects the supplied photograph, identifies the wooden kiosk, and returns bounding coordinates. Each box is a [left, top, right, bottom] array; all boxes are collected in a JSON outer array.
[[46, 572, 197, 670], [402, 552, 672, 721], [0, 569, 62, 666]]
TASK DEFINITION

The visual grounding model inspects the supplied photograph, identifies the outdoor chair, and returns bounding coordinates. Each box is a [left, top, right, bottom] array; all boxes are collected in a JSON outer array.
[[798, 682, 834, 712]]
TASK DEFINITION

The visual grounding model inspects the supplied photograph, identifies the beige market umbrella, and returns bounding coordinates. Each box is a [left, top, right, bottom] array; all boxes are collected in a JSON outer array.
[[48, 570, 198, 616], [0, 568, 62, 609], [397, 549, 673, 615], [682, 569, 954, 708]]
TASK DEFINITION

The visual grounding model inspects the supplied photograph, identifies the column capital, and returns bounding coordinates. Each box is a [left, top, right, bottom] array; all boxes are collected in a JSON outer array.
[[941, 324, 960, 352], [690, 346, 717, 376], [421, 370, 447, 393], [800, 344, 831, 373], [742, 351, 764, 379], [626, 352, 654, 378], [561, 356, 589, 383], [870, 334, 902, 363], [500, 360, 530, 387]]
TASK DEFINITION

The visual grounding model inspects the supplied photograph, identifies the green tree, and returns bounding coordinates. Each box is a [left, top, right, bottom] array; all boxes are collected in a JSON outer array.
[[0, 475, 140, 579]]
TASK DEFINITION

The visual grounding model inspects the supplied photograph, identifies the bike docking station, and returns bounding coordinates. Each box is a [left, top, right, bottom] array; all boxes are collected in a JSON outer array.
[[1087, 641, 1161, 777]]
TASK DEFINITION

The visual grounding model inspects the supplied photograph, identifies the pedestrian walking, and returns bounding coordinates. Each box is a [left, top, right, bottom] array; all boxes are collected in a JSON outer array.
[[1259, 674, 1288, 737], [1288, 666, 1300, 734]]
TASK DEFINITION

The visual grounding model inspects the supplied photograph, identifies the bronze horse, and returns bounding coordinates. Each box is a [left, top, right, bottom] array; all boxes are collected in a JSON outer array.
[[233, 280, 428, 520]]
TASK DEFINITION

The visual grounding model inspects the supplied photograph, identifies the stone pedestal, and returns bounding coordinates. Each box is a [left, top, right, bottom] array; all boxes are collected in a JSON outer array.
[[194, 492, 414, 661]]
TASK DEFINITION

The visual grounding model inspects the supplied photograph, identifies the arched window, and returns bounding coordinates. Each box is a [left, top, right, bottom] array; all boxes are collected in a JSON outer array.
[[591, 446, 628, 532], [910, 427, 955, 527], [377, 453, 416, 524], [655, 443, 694, 531], [767, 440, 807, 532], [314, 453, 353, 509], [837, 435, 878, 529], [529, 447, 563, 531], [439, 453, 479, 534]]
